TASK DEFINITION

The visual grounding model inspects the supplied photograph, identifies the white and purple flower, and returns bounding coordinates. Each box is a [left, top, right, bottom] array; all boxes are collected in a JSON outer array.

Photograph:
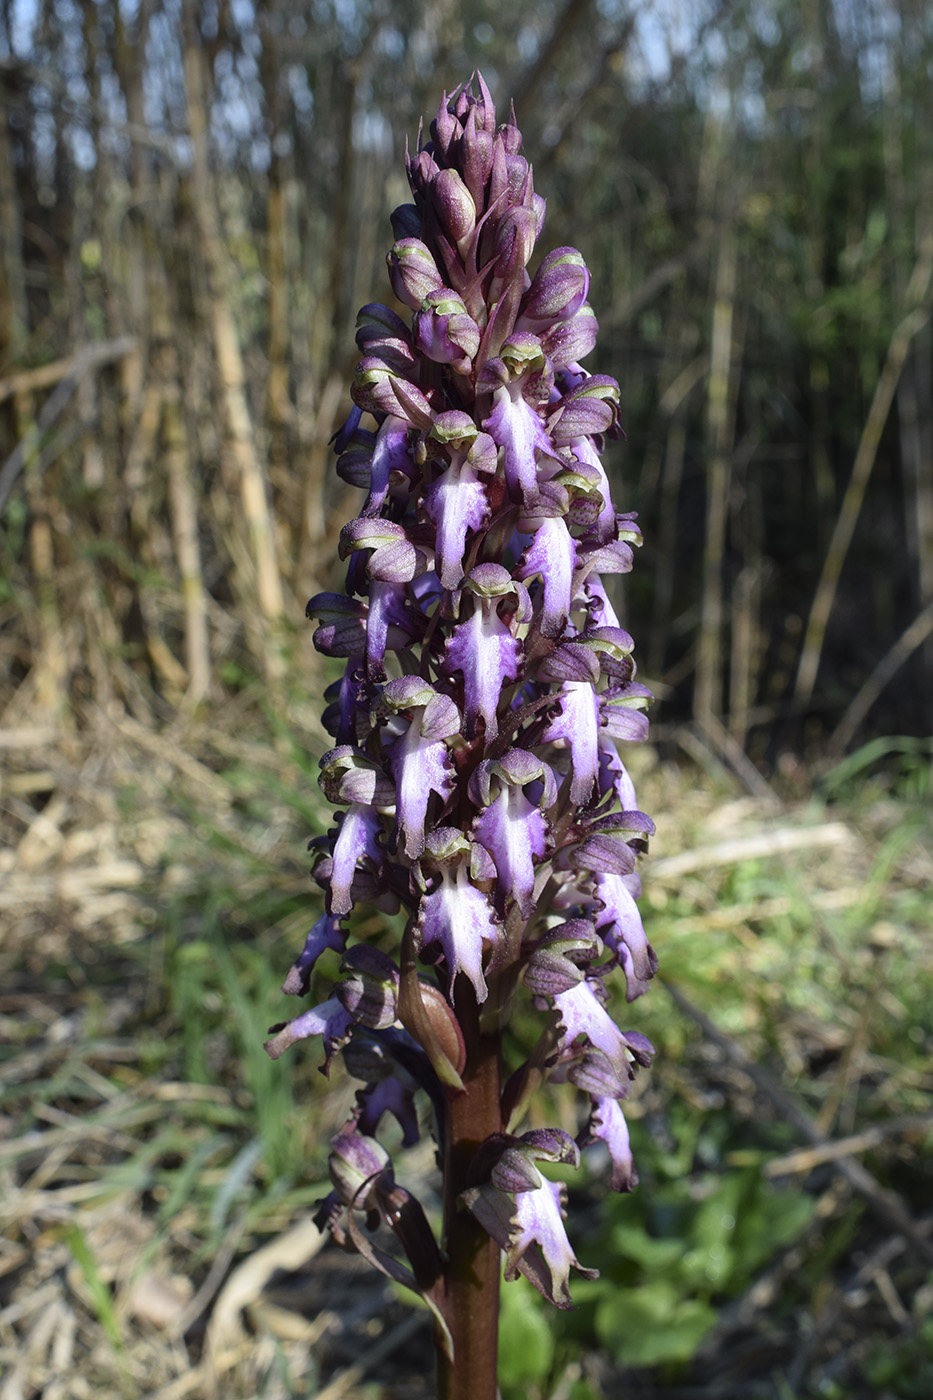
[[267, 76, 657, 1326]]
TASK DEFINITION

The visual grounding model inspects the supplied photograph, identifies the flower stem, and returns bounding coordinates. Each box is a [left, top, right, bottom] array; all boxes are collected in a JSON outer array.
[[436, 988, 502, 1400]]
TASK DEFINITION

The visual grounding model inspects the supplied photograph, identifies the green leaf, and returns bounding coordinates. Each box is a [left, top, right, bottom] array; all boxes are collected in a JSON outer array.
[[65, 1225, 122, 1349], [498, 1275, 554, 1391], [595, 1280, 717, 1366]]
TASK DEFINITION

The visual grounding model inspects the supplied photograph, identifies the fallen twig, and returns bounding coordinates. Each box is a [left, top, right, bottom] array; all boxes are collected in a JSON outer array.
[[0, 336, 137, 511], [665, 980, 933, 1267]]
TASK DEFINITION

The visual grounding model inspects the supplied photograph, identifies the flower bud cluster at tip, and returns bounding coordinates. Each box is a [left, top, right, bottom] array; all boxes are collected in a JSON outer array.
[[268, 75, 657, 1310]]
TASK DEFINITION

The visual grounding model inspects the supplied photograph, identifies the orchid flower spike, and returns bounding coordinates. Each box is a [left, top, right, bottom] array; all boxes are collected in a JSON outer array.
[[269, 75, 657, 1384]]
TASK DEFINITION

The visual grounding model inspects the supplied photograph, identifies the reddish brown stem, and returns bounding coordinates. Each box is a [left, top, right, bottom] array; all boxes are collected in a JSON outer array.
[[436, 986, 502, 1400]]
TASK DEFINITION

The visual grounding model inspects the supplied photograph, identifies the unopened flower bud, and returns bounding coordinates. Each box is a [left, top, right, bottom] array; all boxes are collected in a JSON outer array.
[[329, 1129, 390, 1208], [413, 288, 481, 372], [432, 168, 476, 248], [387, 238, 444, 311]]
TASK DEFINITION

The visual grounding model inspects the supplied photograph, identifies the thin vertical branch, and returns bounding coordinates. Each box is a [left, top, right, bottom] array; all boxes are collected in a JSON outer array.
[[695, 223, 738, 724], [827, 597, 933, 757], [164, 373, 211, 707], [182, 1, 285, 650], [794, 257, 933, 706], [648, 351, 708, 680]]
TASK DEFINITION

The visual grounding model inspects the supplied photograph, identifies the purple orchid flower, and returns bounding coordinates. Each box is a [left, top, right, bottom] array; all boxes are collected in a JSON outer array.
[[266, 77, 657, 1399]]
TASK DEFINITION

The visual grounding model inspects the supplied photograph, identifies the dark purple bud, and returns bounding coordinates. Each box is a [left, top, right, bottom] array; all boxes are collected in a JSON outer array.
[[336, 430, 378, 490], [491, 1147, 543, 1194], [432, 168, 477, 247], [460, 104, 494, 207], [523, 949, 585, 996], [352, 358, 434, 430], [306, 592, 366, 658], [355, 302, 412, 351], [337, 945, 399, 1029], [550, 376, 621, 444], [390, 203, 422, 239], [431, 95, 461, 161], [406, 146, 441, 199], [537, 642, 601, 685], [319, 745, 395, 809], [339, 517, 428, 583], [567, 1048, 631, 1099], [600, 683, 653, 742], [492, 206, 538, 286]]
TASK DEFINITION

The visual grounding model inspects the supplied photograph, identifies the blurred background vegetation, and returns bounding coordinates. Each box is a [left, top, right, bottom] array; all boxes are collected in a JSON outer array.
[[1, 1, 932, 1398]]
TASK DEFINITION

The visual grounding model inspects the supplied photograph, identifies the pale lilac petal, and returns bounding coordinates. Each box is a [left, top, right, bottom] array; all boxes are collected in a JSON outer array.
[[443, 601, 523, 740], [552, 978, 641, 1083], [416, 864, 499, 1003], [424, 459, 490, 589], [462, 1178, 597, 1308], [597, 736, 639, 810], [540, 680, 602, 805], [264, 995, 354, 1068], [473, 786, 546, 916], [330, 803, 384, 916], [484, 380, 553, 501], [592, 871, 658, 1000], [580, 1096, 637, 1191], [389, 722, 455, 859], [517, 515, 576, 637]]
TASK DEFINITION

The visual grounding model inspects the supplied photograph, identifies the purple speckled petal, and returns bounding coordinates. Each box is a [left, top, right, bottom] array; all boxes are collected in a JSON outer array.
[[389, 720, 455, 859], [443, 599, 523, 740], [592, 871, 658, 1000], [424, 459, 490, 589], [329, 803, 384, 916], [539, 681, 602, 806], [580, 1097, 637, 1192], [517, 514, 576, 638], [416, 863, 500, 1003], [264, 995, 354, 1068], [473, 786, 546, 917], [462, 1177, 597, 1307], [483, 379, 553, 502], [282, 913, 346, 996]]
